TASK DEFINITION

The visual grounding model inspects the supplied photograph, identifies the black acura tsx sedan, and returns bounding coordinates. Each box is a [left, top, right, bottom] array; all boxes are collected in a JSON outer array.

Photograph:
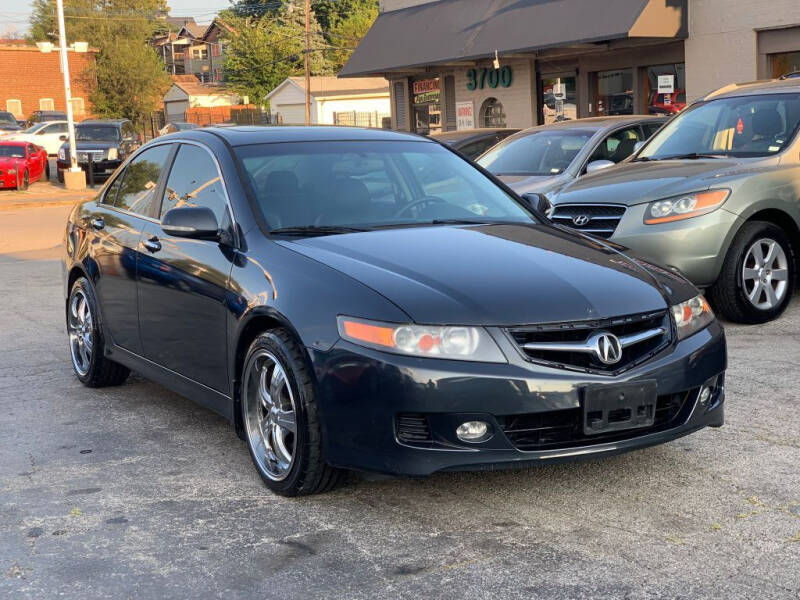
[[62, 126, 726, 496]]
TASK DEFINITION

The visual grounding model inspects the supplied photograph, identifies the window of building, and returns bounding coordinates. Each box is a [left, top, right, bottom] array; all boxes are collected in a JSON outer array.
[[411, 77, 441, 135], [6, 99, 22, 117], [642, 64, 686, 115], [191, 46, 208, 60], [480, 97, 506, 127], [541, 74, 577, 124], [39, 98, 55, 111], [771, 51, 800, 78], [590, 69, 633, 116], [70, 97, 85, 116]]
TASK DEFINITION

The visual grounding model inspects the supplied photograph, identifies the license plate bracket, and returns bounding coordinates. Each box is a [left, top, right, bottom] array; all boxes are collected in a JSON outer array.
[[583, 381, 657, 435]]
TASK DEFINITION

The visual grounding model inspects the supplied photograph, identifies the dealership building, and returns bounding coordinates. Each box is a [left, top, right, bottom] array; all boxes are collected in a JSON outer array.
[[341, 0, 800, 134]]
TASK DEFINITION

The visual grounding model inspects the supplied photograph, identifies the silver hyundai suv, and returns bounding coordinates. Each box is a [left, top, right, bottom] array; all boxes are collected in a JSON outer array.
[[549, 78, 800, 324]]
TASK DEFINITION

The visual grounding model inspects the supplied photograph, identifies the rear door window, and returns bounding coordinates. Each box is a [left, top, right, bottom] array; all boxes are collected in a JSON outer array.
[[114, 145, 173, 215]]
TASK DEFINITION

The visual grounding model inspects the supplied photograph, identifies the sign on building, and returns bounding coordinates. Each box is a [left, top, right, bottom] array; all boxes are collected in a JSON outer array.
[[657, 75, 675, 94], [456, 101, 475, 130]]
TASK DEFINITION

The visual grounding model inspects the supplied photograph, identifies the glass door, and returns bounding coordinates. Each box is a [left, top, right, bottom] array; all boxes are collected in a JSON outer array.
[[540, 73, 577, 124]]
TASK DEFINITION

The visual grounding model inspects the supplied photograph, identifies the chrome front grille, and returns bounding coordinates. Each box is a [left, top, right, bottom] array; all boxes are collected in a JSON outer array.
[[507, 311, 671, 374], [550, 204, 626, 238]]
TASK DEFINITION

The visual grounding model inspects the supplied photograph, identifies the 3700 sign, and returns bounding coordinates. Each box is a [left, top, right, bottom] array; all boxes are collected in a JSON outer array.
[[466, 66, 513, 90]]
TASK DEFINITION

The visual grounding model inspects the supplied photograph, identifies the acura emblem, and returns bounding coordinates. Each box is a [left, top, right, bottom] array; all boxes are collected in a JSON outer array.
[[589, 332, 623, 365], [572, 214, 591, 227]]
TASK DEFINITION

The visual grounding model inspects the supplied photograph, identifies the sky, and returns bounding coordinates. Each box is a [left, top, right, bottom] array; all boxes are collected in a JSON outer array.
[[2, 0, 234, 36]]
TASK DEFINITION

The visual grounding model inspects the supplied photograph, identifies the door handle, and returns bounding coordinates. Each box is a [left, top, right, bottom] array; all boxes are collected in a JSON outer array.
[[143, 237, 161, 253], [91, 217, 104, 230]]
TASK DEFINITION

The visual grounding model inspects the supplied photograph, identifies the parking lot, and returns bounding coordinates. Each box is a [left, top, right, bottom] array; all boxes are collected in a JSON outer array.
[[1, 204, 799, 599]]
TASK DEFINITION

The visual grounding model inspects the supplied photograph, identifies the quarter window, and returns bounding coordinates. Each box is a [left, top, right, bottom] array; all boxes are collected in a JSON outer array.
[[160, 144, 228, 224], [114, 145, 173, 215]]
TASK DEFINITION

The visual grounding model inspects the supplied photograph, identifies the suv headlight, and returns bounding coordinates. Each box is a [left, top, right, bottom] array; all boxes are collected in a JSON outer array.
[[644, 189, 729, 225], [671, 295, 715, 340], [337, 316, 507, 363], [58, 148, 66, 160], [107, 148, 118, 160]]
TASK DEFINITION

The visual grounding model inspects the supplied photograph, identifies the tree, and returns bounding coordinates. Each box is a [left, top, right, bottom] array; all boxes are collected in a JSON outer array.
[[88, 38, 171, 129], [313, 0, 378, 31], [325, 1, 378, 72]]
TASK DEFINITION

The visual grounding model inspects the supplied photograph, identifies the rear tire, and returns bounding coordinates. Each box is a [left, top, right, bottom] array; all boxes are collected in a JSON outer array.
[[240, 329, 345, 496], [45, 160, 50, 180], [67, 277, 130, 387], [709, 221, 795, 324]]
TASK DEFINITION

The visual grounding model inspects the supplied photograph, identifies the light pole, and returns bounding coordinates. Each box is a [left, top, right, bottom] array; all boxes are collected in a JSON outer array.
[[56, 0, 85, 188]]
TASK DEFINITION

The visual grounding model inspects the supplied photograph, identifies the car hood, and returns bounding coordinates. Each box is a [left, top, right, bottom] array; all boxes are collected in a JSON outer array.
[[60, 141, 117, 152], [553, 159, 745, 206], [496, 172, 572, 196], [0, 156, 24, 166], [278, 224, 678, 326]]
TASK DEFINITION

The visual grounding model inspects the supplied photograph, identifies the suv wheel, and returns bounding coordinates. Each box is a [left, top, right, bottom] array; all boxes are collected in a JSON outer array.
[[67, 277, 130, 387], [241, 329, 345, 496], [710, 221, 795, 324]]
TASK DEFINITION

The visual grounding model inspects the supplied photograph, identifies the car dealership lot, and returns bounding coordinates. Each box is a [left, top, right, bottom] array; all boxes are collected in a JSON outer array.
[[1, 209, 799, 599]]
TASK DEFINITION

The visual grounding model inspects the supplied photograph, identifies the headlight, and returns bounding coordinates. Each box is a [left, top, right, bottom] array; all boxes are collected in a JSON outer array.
[[7, 168, 15, 175], [58, 148, 66, 160], [107, 148, 118, 160], [644, 189, 729, 225], [337, 316, 507, 363], [671, 295, 715, 340]]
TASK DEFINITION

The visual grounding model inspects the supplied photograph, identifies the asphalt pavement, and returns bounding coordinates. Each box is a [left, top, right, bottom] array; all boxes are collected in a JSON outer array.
[[1, 205, 799, 599]]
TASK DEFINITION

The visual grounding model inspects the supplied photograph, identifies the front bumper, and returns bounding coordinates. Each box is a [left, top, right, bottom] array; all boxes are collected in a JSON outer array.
[[0, 171, 19, 188], [611, 205, 742, 287], [310, 321, 726, 476], [57, 158, 121, 177]]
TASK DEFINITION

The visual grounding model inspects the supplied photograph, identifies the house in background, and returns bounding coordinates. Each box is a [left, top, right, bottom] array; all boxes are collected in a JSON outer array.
[[163, 75, 242, 123], [0, 41, 95, 121], [153, 17, 234, 83], [265, 77, 390, 126]]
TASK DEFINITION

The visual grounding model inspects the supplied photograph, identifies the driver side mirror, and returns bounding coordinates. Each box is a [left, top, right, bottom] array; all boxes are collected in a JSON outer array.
[[162, 206, 220, 240], [521, 192, 552, 216], [585, 160, 615, 174]]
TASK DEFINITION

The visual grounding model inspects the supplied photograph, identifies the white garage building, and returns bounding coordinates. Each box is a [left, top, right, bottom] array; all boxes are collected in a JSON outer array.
[[265, 76, 390, 127], [163, 75, 242, 123]]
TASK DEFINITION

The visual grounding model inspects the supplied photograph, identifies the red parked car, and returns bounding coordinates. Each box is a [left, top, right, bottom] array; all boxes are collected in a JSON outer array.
[[648, 90, 687, 115], [0, 141, 49, 190]]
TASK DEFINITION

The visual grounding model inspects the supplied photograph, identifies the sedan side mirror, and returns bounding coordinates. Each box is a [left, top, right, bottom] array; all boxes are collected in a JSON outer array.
[[162, 206, 220, 240], [585, 160, 615, 174], [59, 134, 68, 141], [521, 192, 552, 216]]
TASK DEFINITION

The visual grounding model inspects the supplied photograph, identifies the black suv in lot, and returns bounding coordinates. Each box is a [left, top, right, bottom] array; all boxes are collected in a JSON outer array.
[[62, 126, 727, 496], [57, 119, 140, 182]]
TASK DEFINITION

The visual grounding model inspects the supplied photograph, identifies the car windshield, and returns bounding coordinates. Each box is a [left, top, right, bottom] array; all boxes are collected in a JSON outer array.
[[477, 130, 594, 175], [0, 146, 25, 158], [236, 140, 536, 231], [0, 112, 17, 126], [23, 123, 47, 133], [76, 125, 120, 142], [639, 93, 800, 159]]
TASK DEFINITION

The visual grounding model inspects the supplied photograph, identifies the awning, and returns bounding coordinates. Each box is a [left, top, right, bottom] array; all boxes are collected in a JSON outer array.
[[340, 0, 686, 77]]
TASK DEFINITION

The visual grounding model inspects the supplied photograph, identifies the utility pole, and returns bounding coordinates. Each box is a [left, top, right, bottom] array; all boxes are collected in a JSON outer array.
[[56, 0, 85, 188], [304, 0, 311, 125]]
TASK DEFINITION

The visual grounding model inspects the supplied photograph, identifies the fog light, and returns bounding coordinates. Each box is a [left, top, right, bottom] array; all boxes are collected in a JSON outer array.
[[456, 421, 490, 442], [698, 385, 712, 406]]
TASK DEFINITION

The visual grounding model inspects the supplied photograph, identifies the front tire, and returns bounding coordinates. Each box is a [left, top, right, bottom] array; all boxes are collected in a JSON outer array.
[[709, 221, 795, 324], [67, 277, 130, 387], [19, 170, 28, 190], [241, 329, 345, 496]]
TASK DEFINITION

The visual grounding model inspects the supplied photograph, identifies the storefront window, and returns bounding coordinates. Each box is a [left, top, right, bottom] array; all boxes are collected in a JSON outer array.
[[412, 78, 441, 135], [541, 74, 577, 124], [591, 69, 633, 116], [771, 51, 800, 78], [480, 97, 506, 127], [643, 63, 686, 115]]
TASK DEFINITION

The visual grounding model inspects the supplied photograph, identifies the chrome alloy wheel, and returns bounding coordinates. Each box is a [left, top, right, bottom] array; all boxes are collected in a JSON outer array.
[[68, 289, 94, 376], [742, 238, 789, 310], [243, 350, 298, 481]]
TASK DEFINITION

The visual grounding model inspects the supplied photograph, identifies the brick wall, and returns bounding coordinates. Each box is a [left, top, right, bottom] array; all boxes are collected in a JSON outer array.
[[0, 45, 96, 120]]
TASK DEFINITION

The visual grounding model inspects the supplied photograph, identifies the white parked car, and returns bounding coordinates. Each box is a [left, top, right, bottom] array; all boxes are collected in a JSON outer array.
[[2, 120, 69, 156]]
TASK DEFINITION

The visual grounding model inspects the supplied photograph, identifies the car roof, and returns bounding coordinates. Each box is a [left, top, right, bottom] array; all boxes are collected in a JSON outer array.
[[516, 115, 667, 135], [0, 140, 28, 146], [701, 78, 800, 101], [79, 119, 128, 126], [432, 128, 519, 143], [183, 125, 432, 146]]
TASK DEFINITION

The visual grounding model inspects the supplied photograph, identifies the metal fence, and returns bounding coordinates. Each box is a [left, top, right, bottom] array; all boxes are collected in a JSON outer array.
[[333, 111, 391, 128]]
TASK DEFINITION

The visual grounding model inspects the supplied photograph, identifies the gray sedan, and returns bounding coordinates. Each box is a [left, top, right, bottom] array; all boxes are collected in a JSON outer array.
[[476, 116, 667, 196]]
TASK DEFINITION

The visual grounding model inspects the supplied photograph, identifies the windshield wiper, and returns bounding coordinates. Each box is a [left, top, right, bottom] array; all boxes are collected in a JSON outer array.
[[269, 225, 367, 236], [659, 152, 730, 160]]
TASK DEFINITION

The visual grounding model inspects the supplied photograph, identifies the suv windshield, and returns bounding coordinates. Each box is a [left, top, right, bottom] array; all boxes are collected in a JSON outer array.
[[640, 92, 800, 159], [477, 130, 594, 175], [236, 140, 536, 230], [0, 112, 17, 126], [76, 125, 120, 142]]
